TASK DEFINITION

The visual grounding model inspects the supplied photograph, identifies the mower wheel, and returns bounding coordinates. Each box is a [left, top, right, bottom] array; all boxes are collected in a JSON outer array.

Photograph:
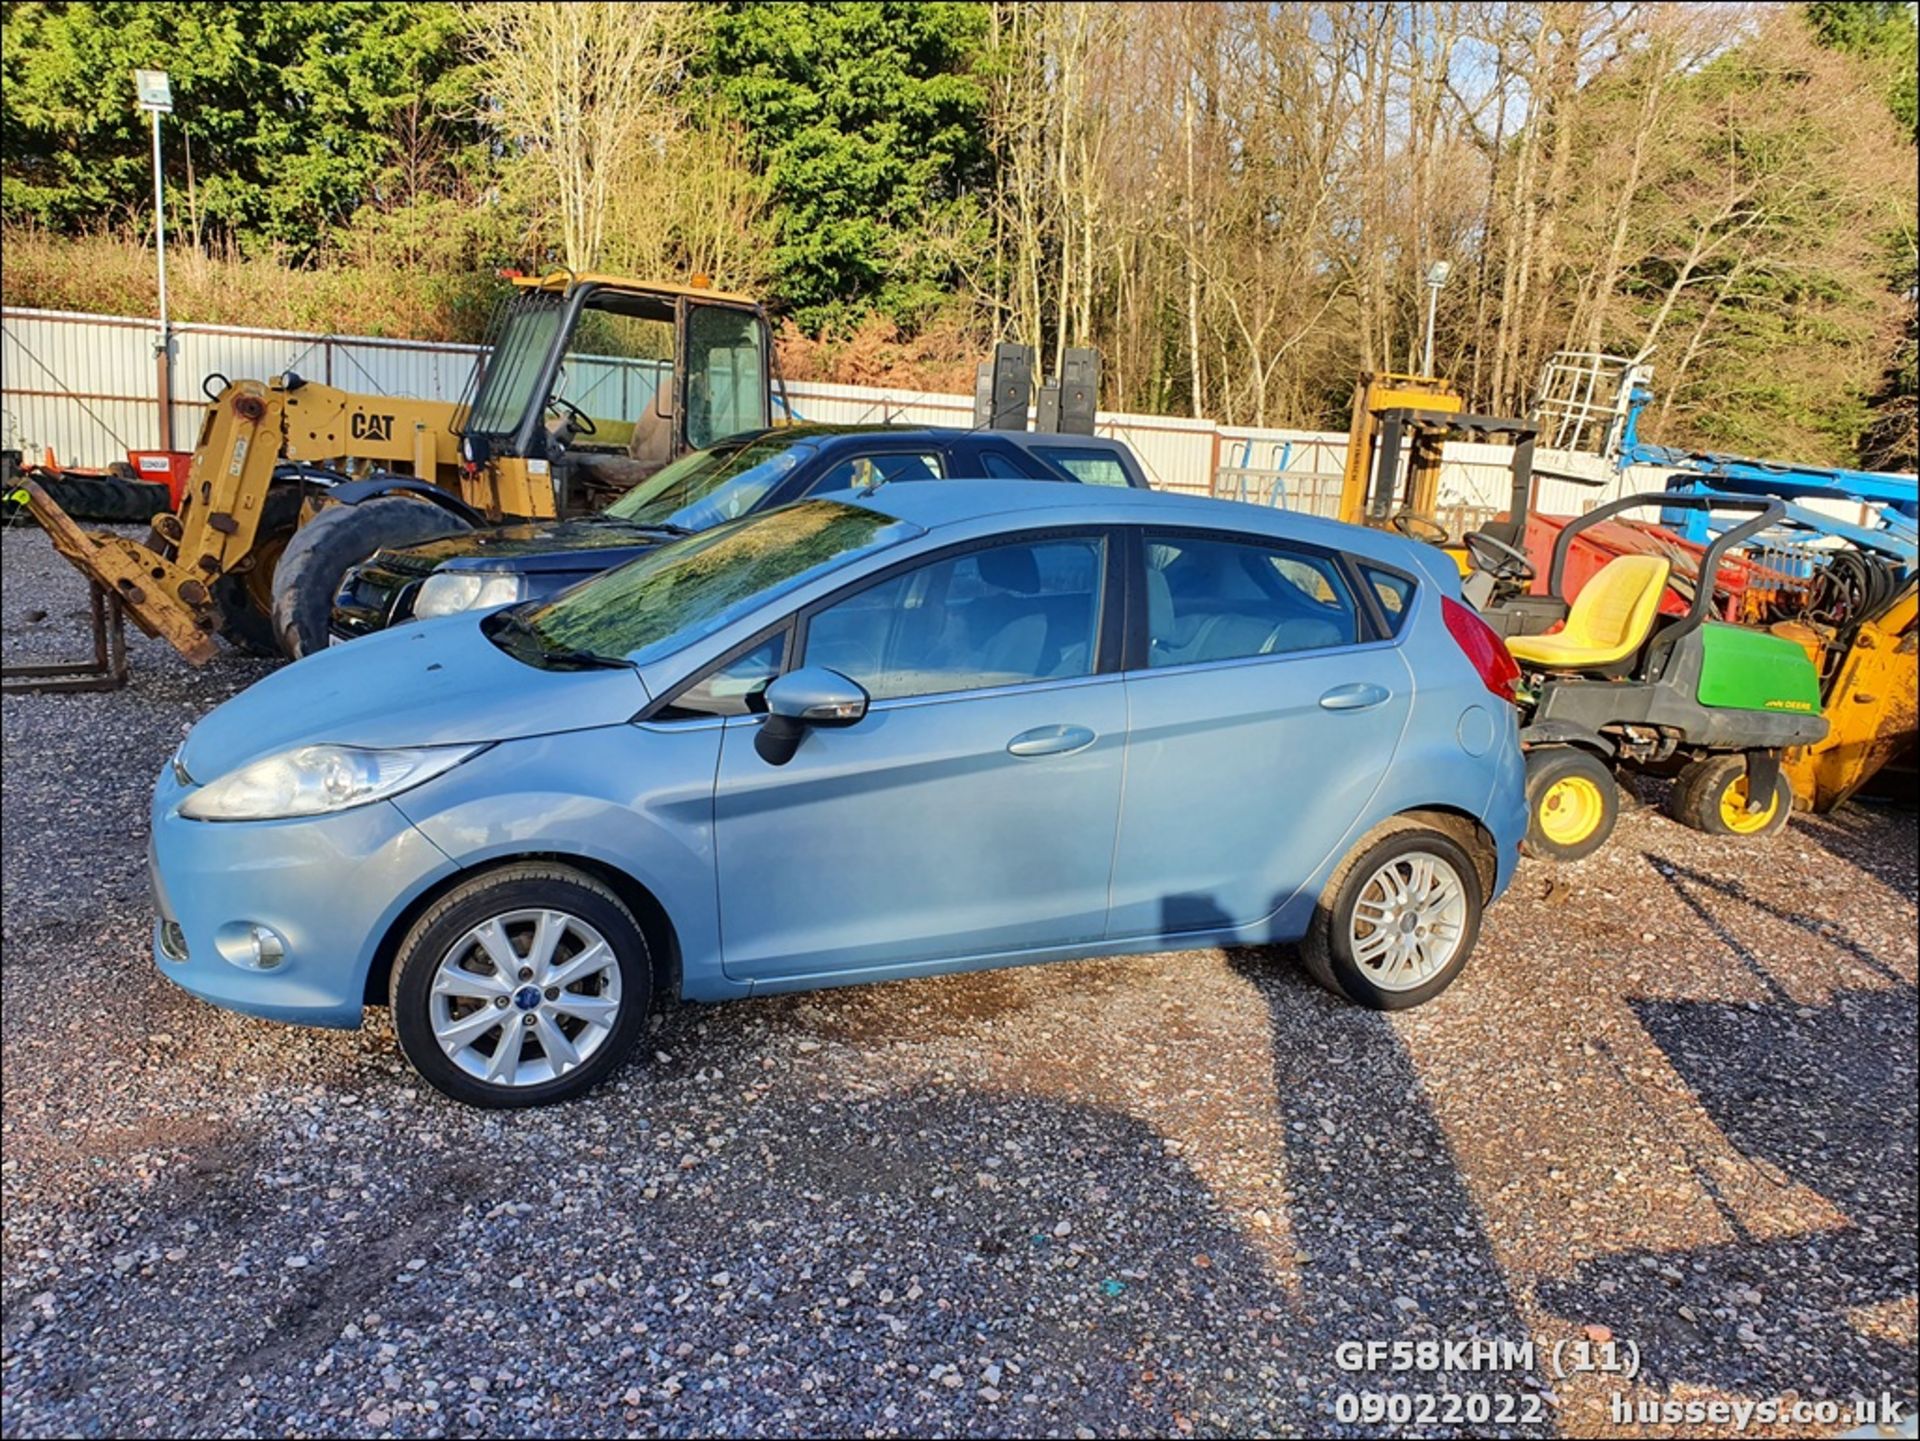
[[1669, 755, 1794, 839], [270, 496, 470, 659], [1522, 747, 1618, 862]]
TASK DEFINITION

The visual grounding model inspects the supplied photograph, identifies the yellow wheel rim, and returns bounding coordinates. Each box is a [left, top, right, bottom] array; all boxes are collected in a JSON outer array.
[[240, 532, 290, 617], [1539, 776, 1606, 846], [1719, 775, 1779, 834]]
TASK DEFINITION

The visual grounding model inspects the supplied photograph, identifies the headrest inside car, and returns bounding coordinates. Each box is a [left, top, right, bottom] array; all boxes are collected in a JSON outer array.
[[977, 545, 1041, 594]]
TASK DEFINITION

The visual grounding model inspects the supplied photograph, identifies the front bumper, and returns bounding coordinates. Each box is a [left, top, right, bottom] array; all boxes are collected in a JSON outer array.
[[150, 766, 457, 1028]]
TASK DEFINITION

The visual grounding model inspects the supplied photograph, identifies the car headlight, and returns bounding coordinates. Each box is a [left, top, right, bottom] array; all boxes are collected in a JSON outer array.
[[178, 743, 485, 822], [413, 570, 526, 619]]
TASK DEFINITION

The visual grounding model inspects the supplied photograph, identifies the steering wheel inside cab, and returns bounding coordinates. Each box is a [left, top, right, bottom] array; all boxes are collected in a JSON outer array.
[[1464, 528, 1534, 582], [546, 394, 597, 440], [1388, 511, 1450, 546]]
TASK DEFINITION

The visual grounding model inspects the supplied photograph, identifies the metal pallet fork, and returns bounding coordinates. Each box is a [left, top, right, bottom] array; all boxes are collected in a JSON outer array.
[[2, 578, 130, 694]]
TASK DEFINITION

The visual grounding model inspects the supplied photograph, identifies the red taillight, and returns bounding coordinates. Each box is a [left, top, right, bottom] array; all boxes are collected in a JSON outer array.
[[1441, 596, 1521, 704]]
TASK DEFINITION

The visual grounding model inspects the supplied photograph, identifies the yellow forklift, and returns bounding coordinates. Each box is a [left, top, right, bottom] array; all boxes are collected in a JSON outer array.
[[20, 272, 774, 664], [1339, 371, 1539, 559]]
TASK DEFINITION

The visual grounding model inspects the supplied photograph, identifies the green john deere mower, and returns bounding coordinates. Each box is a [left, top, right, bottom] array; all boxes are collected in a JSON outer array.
[[1463, 494, 1829, 860]]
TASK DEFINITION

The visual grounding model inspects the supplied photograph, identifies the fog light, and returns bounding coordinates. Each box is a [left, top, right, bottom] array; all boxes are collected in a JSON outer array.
[[159, 920, 189, 962], [214, 921, 289, 971], [249, 926, 286, 969]]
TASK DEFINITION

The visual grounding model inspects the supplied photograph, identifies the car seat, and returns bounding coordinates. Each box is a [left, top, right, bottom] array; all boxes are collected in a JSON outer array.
[[969, 546, 1048, 679]]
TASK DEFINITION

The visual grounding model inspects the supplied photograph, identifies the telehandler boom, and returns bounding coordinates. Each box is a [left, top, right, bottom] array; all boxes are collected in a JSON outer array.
[[24, 273, 775, 661]]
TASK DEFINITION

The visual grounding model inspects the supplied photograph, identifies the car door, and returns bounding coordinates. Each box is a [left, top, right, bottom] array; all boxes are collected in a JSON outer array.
[[712, 529, 1126, 984], [1106, 527, 1415, 939]]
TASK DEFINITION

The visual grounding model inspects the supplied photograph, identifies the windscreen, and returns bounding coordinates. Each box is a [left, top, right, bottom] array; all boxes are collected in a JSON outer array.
[[508, 500, 919, 666], [463, 290, 568, 438], [604, 434, 818, 530]]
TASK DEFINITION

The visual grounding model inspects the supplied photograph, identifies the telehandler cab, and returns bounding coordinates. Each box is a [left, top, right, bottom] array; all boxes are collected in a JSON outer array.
[[22, 273, 774, 662]]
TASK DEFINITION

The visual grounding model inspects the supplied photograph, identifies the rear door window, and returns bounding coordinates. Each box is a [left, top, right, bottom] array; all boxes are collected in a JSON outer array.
[[1142, 531, 1360, 667], [806, 451, 945, 493]]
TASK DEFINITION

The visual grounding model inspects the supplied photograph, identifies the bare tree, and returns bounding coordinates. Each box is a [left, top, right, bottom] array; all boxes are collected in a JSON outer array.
[[472, 2, 695, 273]]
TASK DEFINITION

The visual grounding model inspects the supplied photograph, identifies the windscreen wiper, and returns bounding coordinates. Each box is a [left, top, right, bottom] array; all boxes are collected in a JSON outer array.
[[485, 611, 630, 670], [535, 645, 631, 671]]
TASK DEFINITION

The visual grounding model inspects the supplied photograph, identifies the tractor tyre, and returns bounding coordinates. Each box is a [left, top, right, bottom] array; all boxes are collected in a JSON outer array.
[[270, 496, 471, 659], [210, 484, 304, 657], [42, 475, 170, 524], [1668, 755, 1794, 839], [1521, 746, 1619, 862]]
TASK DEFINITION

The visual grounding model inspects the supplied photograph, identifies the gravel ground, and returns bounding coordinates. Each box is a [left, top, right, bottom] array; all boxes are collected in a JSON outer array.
[[2, 521, 1915, 1439]]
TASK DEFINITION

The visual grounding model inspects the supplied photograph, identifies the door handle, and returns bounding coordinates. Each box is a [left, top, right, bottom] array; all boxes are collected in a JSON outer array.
[[1319, 682, 1391, 712], [1007, 724, 1097, 757]]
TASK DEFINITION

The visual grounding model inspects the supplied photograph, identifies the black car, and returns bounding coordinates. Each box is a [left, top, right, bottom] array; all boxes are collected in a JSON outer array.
[[329, 425, 1150, 640]]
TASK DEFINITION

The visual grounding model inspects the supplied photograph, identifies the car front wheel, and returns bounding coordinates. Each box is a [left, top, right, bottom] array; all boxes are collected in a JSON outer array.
[[389, 863, 650, 1107], [1300, 820, 1484, 1010]]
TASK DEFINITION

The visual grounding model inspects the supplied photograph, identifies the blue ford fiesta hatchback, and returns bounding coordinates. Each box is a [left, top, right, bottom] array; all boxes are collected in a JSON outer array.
[[152, 483, 1528, 1107]]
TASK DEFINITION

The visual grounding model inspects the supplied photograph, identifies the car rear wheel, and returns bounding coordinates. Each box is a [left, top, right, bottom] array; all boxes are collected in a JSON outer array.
[[1521, 746, 1618, 862], [389, 863, 650, 1108], [1300, 820, 1483, 1010], [270, 496, 470, 658], [1668, 754, 1794, 838]]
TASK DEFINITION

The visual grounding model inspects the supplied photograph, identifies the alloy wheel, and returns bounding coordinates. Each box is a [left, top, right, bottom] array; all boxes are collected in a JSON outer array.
[[1347, 849, 1470, 991], [428, 908, 622, 1089]]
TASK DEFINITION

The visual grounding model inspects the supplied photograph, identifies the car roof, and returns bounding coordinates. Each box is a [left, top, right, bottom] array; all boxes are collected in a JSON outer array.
[[837, 479, 1454, 580], [731, 424, 1131, 450]]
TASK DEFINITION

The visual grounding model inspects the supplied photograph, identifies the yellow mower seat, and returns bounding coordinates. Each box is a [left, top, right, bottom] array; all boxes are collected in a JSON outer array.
[[1507, 553, 1672, 671]]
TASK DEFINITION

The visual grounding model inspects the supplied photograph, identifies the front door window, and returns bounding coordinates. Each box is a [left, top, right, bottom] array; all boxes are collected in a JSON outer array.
[[803, 537, 1104, 700]]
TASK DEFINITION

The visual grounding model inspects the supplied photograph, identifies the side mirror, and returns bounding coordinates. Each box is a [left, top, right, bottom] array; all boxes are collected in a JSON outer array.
[[754, 666, 869, 765]]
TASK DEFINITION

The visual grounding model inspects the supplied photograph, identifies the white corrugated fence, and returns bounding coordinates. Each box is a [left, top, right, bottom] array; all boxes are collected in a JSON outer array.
[[4, 306, 1653, 517]]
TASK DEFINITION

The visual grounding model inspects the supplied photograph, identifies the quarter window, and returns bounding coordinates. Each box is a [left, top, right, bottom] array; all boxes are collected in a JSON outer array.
[[1361, 565, 1416, 635], [661, 633, 786, 719], [804, 537, 1105, 701], [1142, 532, 1359, 667], [1032, 446, 1132, 487]]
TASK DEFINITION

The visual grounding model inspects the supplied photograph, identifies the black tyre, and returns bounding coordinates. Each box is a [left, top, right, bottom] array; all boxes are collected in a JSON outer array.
[[209, 483, 304, 656], [1668, 754, 1794, 838], [270, 495, 469, 658], [43, 475, 170, 523], [1521, 746, 1619, 862], [1300, 819, 1485, 1010], [389, 863, 652, 1108]]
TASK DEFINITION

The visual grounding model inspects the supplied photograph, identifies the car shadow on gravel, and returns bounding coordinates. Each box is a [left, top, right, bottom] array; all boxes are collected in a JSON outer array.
[[1535, 985, 1918, 1407], [0, 1071, 1416, 1437], [1223, 945, 1556, 1436]]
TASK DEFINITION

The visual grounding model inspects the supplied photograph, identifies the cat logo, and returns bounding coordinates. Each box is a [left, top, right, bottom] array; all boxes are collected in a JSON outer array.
[[350, 412, 396, 442]]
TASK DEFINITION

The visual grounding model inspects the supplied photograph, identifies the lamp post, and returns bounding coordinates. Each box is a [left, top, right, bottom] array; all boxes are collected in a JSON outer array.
[[134, 69, 173, 448], [1421, 259, 1452, 379]]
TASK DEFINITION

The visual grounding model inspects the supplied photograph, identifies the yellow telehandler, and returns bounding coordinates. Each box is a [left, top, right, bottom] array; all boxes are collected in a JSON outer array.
[[25, 272, 775, 661]]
